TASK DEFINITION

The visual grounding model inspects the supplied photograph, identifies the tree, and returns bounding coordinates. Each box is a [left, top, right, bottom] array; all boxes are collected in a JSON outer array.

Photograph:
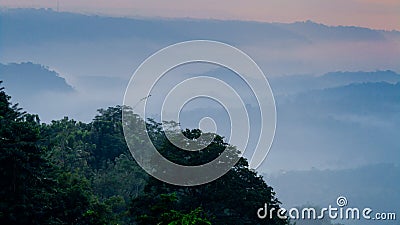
[[0, 82, 114, 224], [162, 207, 211, 225], [130, 126, 289, 225], [92, 153, 147, 201], [0, 81, 290, 225], [40, 117, 94, 176], [131, 192, 211, 225], [0, 81, 53, 224], [49, 172, 113, 225], [89, 106, 129, 168]]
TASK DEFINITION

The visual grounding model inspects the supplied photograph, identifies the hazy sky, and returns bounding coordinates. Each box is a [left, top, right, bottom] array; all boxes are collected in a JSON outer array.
[[1, 0, 399, 31]]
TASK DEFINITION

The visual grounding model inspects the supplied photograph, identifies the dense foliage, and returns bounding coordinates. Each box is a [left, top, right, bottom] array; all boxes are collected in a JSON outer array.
[[0, 81, 288, 224]]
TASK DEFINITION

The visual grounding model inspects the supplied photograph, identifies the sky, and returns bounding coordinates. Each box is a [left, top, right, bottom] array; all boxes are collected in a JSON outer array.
[[0, 0, 399, 31]]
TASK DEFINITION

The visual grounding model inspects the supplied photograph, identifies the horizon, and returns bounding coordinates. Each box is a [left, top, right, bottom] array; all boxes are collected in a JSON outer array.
[[0, 0, 399, 31], [2, 6, 400, 33]]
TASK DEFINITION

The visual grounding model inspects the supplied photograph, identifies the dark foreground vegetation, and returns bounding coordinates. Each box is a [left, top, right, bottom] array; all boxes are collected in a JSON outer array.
[[0, 81, 288, 225]]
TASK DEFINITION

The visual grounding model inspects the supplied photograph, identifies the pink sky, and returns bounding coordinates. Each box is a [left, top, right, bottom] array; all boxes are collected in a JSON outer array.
[[1, 0, 399, 30]]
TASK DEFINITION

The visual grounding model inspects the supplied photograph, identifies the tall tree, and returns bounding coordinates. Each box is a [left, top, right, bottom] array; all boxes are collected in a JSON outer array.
[[130, 126, 289, 225], [41, 117, 94, 175], [89, 106, 129, 168], [0, 82, 113, 224], [0, 81, 53, 224]]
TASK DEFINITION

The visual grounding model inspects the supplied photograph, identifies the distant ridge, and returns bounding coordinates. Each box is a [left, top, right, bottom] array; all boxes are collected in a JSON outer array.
[[270, 70, 400, 95], [0, 8, 397, 47], [0, 62, 74, 95]]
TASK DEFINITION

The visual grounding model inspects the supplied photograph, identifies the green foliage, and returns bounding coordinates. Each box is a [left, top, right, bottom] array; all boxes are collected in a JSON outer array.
[[0, 81, 288, 225], [131, 192, 211, 225], [40, 117, 94, 175], [89, 106, 129, 168], [92, 153, 147, 201], [48, 172, 112, 225], [131, 125, 288, 225], [0, 83, 117, 224], [162, 207, 211, 225], [0, 81, 54, 224]]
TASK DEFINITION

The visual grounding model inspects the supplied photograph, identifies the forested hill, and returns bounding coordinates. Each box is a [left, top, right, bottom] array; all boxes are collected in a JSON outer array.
[[0, 81, 288, 225]]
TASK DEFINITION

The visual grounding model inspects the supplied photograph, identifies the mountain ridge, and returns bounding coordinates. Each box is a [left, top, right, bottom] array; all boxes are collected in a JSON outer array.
[[1, 7, 399, 33]]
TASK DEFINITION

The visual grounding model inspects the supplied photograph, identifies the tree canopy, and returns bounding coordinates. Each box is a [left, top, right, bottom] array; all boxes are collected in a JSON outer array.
[[0, 81, 289, 225]]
